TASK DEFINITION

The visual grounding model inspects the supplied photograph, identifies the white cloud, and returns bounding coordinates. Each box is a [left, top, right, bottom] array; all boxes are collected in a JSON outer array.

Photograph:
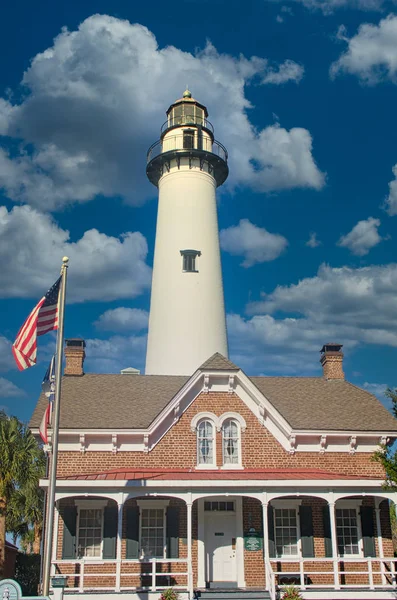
[[261, 60, 304, 84], [306, 232, 321, 247], [0, 205, 151, 302], [0, 337, 16, 372], [384, 163, 397, 215], [0, 15, 322, 210], [220, 219, 288, 267], [94, 307, 149, 332], [247, 263, 397, 347], [268, 0, 386, 14], [331, 15, 397, 83], [85, 334, 147, 373], [0, 378, 26, 398], [228, 262, 397, 373], [337, 217, 385, 255]]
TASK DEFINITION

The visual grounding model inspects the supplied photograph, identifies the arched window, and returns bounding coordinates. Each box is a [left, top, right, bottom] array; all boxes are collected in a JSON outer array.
[[197, 420, 214, 466], [222, 419, 240, 466]]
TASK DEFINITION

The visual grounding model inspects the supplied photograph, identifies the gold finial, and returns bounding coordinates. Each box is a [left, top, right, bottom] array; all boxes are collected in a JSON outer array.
[[183, 87, 192, 98]]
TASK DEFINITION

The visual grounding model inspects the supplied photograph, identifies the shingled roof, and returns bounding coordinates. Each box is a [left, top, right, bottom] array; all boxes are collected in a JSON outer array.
[[29, 365, 397, 433], [250, 377, 397, 432], [30, 374, 188, 430], [199, 353, 239, 371]]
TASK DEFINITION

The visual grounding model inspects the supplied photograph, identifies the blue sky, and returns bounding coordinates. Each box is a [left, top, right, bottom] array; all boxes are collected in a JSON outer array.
[[1, 0, 397, 422]]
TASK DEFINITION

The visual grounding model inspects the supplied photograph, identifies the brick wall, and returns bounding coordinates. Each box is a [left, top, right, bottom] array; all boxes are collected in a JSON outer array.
[[56, 392, 385, 477]]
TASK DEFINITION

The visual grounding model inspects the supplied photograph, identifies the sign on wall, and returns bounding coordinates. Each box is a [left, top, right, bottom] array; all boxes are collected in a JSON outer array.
[[244, 530, 263, 551]]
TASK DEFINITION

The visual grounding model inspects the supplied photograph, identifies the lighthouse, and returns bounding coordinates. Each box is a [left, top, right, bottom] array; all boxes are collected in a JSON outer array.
[[145, 89, 229, 375]]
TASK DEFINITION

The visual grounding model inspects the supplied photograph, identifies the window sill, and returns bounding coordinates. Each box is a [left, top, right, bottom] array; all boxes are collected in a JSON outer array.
[[195, 464, 219, 470], [220, 464, 244, 470], [182, 270, 199, 273]]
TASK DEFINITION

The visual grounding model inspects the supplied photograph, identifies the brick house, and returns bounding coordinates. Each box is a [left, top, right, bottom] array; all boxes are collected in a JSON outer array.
[[30, 341, 397, 600]]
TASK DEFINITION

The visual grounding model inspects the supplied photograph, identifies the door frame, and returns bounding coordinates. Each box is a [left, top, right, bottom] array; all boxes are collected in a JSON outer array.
[[197, 497, 245, 588]]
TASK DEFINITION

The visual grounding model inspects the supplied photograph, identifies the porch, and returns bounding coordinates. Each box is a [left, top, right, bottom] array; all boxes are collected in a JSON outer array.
[[46, 469, 397, 600]]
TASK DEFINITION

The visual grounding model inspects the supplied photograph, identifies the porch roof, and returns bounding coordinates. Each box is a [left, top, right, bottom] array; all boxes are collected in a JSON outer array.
[[58, 467, 369, 481]]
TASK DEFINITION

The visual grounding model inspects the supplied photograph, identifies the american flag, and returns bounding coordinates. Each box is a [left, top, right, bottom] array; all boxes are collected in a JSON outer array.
[[39, 355, 56, 444], [12, 277, 62, 371]]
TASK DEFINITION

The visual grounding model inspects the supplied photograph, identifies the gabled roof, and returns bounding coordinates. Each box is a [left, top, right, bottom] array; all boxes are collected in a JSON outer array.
[[250, 377, 397, 431], [30, 374, 188, 430], [29, 358, 397, 433], [199, 353, 239, 371]]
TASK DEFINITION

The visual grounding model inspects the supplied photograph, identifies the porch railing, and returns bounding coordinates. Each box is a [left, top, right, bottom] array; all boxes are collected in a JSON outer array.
[[266, 557, 397, 592], [52, 558, 190, 593]]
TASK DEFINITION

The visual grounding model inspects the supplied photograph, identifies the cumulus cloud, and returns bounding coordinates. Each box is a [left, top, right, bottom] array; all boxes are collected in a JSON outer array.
[[0, 205, 151, 302], [0, 378, 26, 398], [229, 262, 397, 373], [337, 217, 385, 256], [220, 219, 288, 267], [261, 60, 304, 84], [0, 15, 322, 210], [306, 232, 321, 247], [84, 334, 147, 373], [247, 263, 397, 344], [384, 163, 397, 216], [94, 307, 149, 332], [331, 16, 397, 83]]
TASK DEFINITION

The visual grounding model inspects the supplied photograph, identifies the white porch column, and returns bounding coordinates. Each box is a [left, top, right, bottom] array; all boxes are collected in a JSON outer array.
[[187, 501, 193, 599], [197, 499, 205, 588], [262, 501, 270, 590], [329, 502, 340, 590], [115, 500, 124, 592]]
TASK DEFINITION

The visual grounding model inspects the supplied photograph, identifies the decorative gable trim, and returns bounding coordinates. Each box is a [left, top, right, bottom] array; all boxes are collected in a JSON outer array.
[[43, 368, 397, 454]]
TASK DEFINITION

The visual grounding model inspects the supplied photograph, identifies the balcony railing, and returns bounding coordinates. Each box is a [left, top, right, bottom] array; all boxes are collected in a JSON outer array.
[[52, 557, 191, 593], [161, 116, 214, 134], [147, 135, 228, 164], [266, 557, 397, 600]]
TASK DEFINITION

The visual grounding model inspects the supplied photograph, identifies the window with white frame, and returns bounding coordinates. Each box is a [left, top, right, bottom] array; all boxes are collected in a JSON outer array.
[[336, 508, 360, 556], [197, 419, 215, 465], [274, 507, 299, 557], [222, 419, 239, 465], [77, 508, 103, 558], [140, 507, 165, 558]]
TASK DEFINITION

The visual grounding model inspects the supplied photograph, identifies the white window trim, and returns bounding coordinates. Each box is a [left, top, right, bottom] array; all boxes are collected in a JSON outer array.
[[271, 500, 302, 559], [220, 418, 243, 469], [195, 416, 217, 469], [335, 500, 363, 558], [137, 500, 170, 560], [75, 501, 107, 561]]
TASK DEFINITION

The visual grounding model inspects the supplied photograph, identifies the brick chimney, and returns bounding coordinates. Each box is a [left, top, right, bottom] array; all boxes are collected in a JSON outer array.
[[64, 339, 86, 376], [320, 343, 344, 380]]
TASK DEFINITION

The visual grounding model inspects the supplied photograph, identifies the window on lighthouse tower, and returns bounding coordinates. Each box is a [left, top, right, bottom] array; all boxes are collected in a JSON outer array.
[[180, 249, 201, 273]]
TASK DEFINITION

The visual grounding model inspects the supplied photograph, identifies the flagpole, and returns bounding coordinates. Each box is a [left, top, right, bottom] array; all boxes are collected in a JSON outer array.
[[42, 257, 69, 596]]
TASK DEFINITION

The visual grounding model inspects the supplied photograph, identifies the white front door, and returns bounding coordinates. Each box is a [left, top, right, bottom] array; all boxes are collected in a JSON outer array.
[[205, 512, 237, 585]]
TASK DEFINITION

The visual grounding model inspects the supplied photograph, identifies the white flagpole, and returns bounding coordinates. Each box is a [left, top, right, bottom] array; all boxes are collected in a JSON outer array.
[[42, 257, 69, 596]]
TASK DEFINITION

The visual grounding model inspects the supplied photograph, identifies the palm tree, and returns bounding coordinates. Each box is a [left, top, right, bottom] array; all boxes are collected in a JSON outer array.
[[0, 411, 45, 577]]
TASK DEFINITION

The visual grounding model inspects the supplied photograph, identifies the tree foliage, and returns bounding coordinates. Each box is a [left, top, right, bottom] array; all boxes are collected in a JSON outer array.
[[0, 410, 45, 578], [373, 388, 397, 488]]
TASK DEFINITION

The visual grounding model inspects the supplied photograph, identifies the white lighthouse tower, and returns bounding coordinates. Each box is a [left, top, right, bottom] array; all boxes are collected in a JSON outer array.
[[145, 89, 229, 375]]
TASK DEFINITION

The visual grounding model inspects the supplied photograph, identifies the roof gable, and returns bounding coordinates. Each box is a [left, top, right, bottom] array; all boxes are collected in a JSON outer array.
[[199, 353, 239, 371]]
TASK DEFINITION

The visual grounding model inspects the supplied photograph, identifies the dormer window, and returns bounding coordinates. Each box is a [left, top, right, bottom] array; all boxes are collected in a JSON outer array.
[[180, 249, 201, 273]]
